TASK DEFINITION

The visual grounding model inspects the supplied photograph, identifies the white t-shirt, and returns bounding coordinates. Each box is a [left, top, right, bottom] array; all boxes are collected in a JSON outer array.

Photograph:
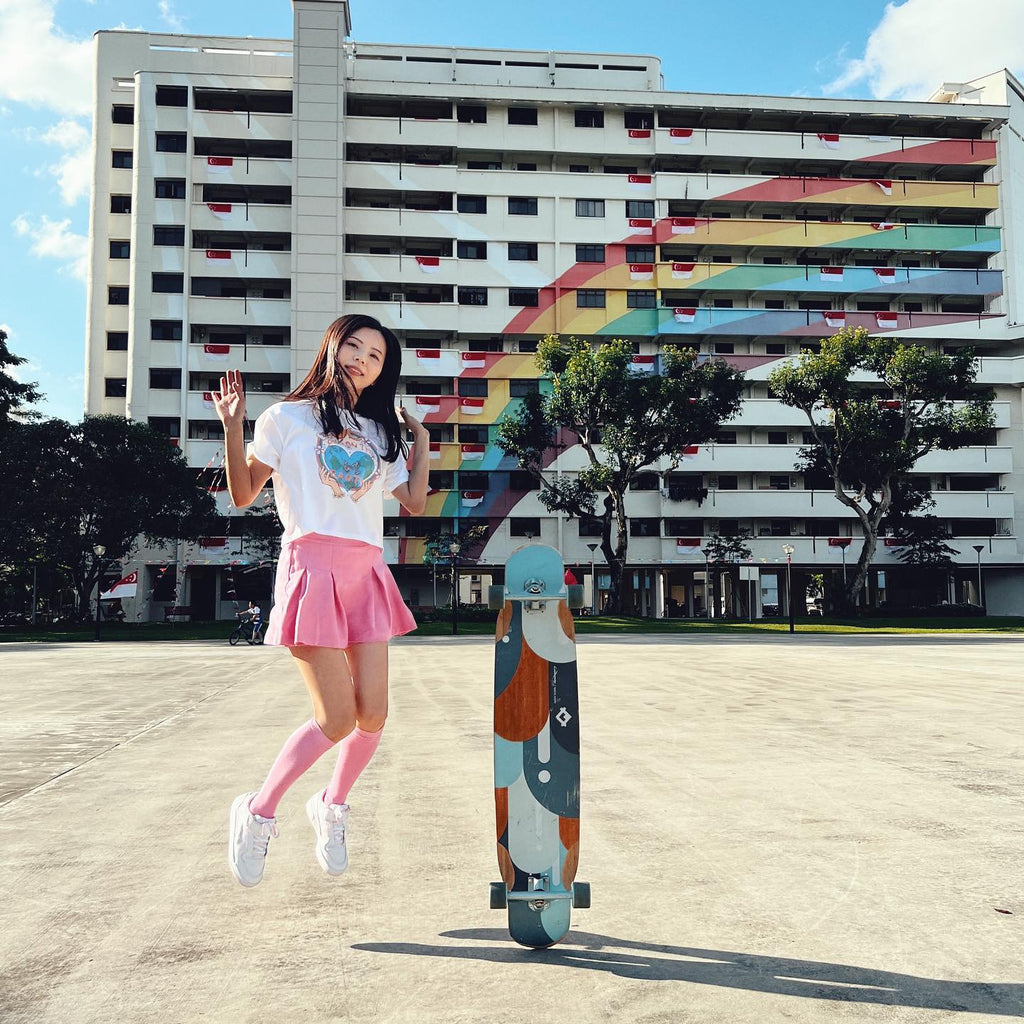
[[248, 400, 409, 548]]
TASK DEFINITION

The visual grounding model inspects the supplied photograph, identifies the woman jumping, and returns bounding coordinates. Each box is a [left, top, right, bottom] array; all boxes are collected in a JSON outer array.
[[214, 313, 429, 886]]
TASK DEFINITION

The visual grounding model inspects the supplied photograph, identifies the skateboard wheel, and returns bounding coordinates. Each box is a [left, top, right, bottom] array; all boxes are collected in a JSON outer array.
[[572, 882, 591, 909], [488, 585, 505, 611], [567, 584, 585, 609], [489, 882, 508, 909]]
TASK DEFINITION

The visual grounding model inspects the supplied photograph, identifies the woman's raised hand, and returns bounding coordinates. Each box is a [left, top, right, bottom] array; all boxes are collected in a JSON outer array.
[[212, 368, 247, 431]]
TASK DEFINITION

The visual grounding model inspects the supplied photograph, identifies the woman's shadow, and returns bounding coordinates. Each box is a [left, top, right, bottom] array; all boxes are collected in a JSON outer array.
[[353, 928, 1023, 1016]]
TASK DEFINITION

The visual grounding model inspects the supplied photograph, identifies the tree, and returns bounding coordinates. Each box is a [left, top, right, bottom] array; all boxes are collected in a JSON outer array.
[[0, 328, 43, 428], [497, 335, 745, 613], [768, 328, 993, 610], [423, 524, 489, 607], [702, 531, 752, 617], [0, 415, 219, 618]]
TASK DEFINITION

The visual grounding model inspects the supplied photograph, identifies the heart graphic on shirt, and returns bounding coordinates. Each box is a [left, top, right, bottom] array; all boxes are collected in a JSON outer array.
[[315, 430, 380, 501]]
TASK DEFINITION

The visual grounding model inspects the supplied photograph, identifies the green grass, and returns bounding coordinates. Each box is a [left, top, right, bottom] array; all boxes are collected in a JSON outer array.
[[4, 614, 1024, 644]]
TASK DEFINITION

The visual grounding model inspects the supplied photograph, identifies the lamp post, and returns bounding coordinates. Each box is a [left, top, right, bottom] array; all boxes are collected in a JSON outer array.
[[450, 540, 461, 636], [92, 544, 106, 641], [782, 543, 795, 634], [972, 544, 984, 611], [701, 547, 712, 620], [586, 542, 599, 616]]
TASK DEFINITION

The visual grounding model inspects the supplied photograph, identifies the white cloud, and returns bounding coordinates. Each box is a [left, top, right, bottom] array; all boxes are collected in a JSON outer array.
[[0, 0, 93, 117], [27, 118, 92, 204], [158, 0, 184, 32], [12, 213, 89, 281], [825, 0, 1024, 100]]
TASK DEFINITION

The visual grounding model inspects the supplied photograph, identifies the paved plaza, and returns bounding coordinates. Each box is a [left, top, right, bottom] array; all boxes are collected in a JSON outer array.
[[0, 634, 1022, 1023]]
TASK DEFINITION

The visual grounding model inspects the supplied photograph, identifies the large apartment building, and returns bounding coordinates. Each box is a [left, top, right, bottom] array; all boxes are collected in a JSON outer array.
[[84, 0, 1024, 620]]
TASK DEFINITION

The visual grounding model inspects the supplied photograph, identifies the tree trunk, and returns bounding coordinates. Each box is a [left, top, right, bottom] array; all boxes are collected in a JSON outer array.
[[601, 491, 630, 615]]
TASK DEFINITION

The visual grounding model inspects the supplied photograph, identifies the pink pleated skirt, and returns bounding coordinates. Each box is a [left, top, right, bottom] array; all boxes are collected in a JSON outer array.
[[265, 533, 417, 649]]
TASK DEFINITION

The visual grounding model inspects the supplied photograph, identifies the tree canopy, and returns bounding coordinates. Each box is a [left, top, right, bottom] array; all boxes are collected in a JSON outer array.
[[0, 328, 43, 427]]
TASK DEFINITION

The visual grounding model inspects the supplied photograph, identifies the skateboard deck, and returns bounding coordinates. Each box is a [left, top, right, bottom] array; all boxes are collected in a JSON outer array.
[[491, 544, 588, 948]]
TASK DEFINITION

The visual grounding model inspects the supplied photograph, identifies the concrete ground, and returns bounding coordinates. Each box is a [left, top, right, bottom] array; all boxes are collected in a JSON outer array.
[[0, 634, 1022, 1023]]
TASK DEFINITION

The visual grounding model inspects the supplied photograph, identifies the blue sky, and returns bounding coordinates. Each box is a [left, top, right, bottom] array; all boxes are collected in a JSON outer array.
[[3, 0, 1022, 421]]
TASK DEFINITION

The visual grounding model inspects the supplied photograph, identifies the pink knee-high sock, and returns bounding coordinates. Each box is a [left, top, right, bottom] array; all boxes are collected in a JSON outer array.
[[324, 726, 383, 806], [249, 719, 336, 818]]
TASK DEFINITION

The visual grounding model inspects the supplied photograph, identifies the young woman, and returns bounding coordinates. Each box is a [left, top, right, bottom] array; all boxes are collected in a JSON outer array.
[[214, 314, 429, 887]]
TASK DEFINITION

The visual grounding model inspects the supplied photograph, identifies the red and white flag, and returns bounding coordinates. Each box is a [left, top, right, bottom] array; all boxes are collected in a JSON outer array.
[[207, 203, 232, 220], [415, 396, 442, 415], [101, 570, 138, 600], [670, 217, 696, 235], [877, 399, 902, 409], [884, 537, 906, 548], [817, 133, 840, 150], [206, 249, 231, 264], [462, 491, 484, 507], [461, 352, 486, 370], [680, 444, 700, 461], [429, 442, 442, 461], [874, 267, 897, 283], [202, 391, 215, 408], [415, 256, 441, 274], [207, 156, 233, 173], [460, 397, 485, 415], [199, 537, 228, 550], [629, 263, 654, 280], [673, 307, 697, 324], [416, 349, 442, 370], [627, 129, 652, 145], [871, 222, 896, 231], [669, 128, 693, 144], [204, 343, 231, 361], [875, 311, 899, 330], [628, 218, 653, 236], [820, 266, 844, 282], [461, 443, 486, 461], [872, 179, 893, 195], [823, 311, 846, 328], [671, 262, 695, 279], [631, 354, 656, 372], [627, 173, 652, 191], [675, 538, 701, 553]]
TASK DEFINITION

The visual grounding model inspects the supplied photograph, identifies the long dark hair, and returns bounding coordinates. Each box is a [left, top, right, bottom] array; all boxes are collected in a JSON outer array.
[[285, 314, 407, 461]]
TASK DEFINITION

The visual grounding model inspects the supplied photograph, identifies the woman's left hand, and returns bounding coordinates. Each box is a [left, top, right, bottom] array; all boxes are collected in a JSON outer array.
[[398, 406, 429, 440]]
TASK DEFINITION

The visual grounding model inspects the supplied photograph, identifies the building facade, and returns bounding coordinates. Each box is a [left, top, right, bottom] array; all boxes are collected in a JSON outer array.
[[84, 0, 1024, 620]]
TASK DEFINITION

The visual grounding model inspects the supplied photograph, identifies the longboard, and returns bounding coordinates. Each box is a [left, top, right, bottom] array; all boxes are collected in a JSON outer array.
[[489, 544, 590, 948]]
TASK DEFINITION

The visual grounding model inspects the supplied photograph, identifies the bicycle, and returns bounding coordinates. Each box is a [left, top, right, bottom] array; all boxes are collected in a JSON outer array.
[[229, 614, 265, 646]]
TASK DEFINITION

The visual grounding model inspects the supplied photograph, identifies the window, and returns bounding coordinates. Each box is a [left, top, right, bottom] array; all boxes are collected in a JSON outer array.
[[156, 85, 188, 106], [151, 320, 183, 341], [578, 518, 603, 537], [575, 199, 604, 218], [603, 165, 637, 175], [515, 162, 537, 171], [457, 104, 487, 123], [429, 471, 455, 490], [458, 287, 488, 306], [106, 332, 128, 351], [574, 109, 604, 128], [716, 431, 737, 444], [156, 132, 187, 153], [518, 340, 538, 353], [111, 105, 134, 124], [718, 519, 740, 536], [510, 471, 540, 490], [155, 178, 186, 199], [154, 225, 185, 246], [188, 420, 224, 441], [110, 195, 132, 214], [626, 246, 655, 263], [769, 475, 791, 491], [112, 150, 133, 169], [104, 377, 127, 397], [508, 107, 538, 125], [665, 518, 702, 536], [457, 240, 487, 260], [457, 194, 487, 214], [148, 416, 181, 436], [764, 300, 786, 310], [717, 475, 738, 489], [467, 160, 502, 170], [149, 368, 182, 390], [508, 197, 538, 215], [108, 287, 129, 305], [624, 110, 654, 130], [569, 164, 590, 173], [152, 273, 184, 293], [576, 289, 605, 308], [627, 290, 656, 308], [713, 299, 733, 308], [510, 379, 540, 397], [510, 517, 541, 537], [713, 342, 734, 354], [626, 200, 654, 219], [109, 240, 130, 259], [576, 244, 605, 263], [509, 288, 539, 307], [769, 520, 791, 536], [767, 431, 789, 445], [458, 425, 488, 443], [632, 473, 659, 491], [766, 342, 787, 354], [629, 518, 660, 537], [508, 242, 537, 261], [458, 378, 488, 397]]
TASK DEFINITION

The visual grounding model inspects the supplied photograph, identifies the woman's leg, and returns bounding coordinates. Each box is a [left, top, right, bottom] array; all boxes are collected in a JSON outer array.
[[324, 642, 389, 806], [248, 646, 356, 818]]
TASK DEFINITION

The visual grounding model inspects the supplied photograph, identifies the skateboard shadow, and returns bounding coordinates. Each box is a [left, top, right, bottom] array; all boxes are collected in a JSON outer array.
[[351, 929, 1023, 1015]]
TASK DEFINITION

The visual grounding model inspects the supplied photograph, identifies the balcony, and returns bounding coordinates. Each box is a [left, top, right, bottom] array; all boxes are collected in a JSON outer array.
[[187, 295, 291, 327], [192, 154, 291, 187], [188, 248, 290, 279], [190, 109, 292, 143], [191, 202, 291, 233]]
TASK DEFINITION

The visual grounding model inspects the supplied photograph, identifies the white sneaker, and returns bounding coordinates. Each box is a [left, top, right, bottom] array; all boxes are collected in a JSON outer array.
[[228, 792, 279, 888], [306, 790, 349, 876]]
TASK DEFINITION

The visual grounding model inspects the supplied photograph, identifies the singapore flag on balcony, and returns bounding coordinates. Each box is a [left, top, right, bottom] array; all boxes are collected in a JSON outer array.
[[204, 343, 231, 361], [461, 351, 486, 369], [627, 129, 652, 144], [817, 133, 840, 150], [872, 179, 893, 195], [871, 222, 896, 231], [415, 396, 442, 415], [670, 217, 696, 235], [679, 445, 700, 461], [671, 262, 695, 279], [631, 354, 656, 372], [415, 349, 442, 369], [669, 128, 693, 144], [627, 174, 653, 191], [675, 538, 701, 553], [462, 491, 484, 508], [461, 443, 486, 461], [207, 156, 233, 173], [429, 442, 442, 461], [206, 249, 231, 264], [628, 218, 653, 236], [673, 307, 697, 323], [875, 311, 899, 330], [820, 266, 844, 282], [415, 256, 441, 273], [100, 570, 138, 600], [823, 311, 847, 328], [207, 203, 232, 219], [630, 263, 654, 280], [874, 267, 897, 283], [202, 391, 216, 408], [460, 397, 485, 415]]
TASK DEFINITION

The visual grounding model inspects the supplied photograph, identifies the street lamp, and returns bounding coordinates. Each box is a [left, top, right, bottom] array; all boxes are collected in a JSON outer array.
[[585, 542, 599, 616], [700, 547, 712, 620], [449, 540, 461, 636], [972, 544, 984, 611], [92, 544, 106, 641], [782, 543, 795, 634]]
